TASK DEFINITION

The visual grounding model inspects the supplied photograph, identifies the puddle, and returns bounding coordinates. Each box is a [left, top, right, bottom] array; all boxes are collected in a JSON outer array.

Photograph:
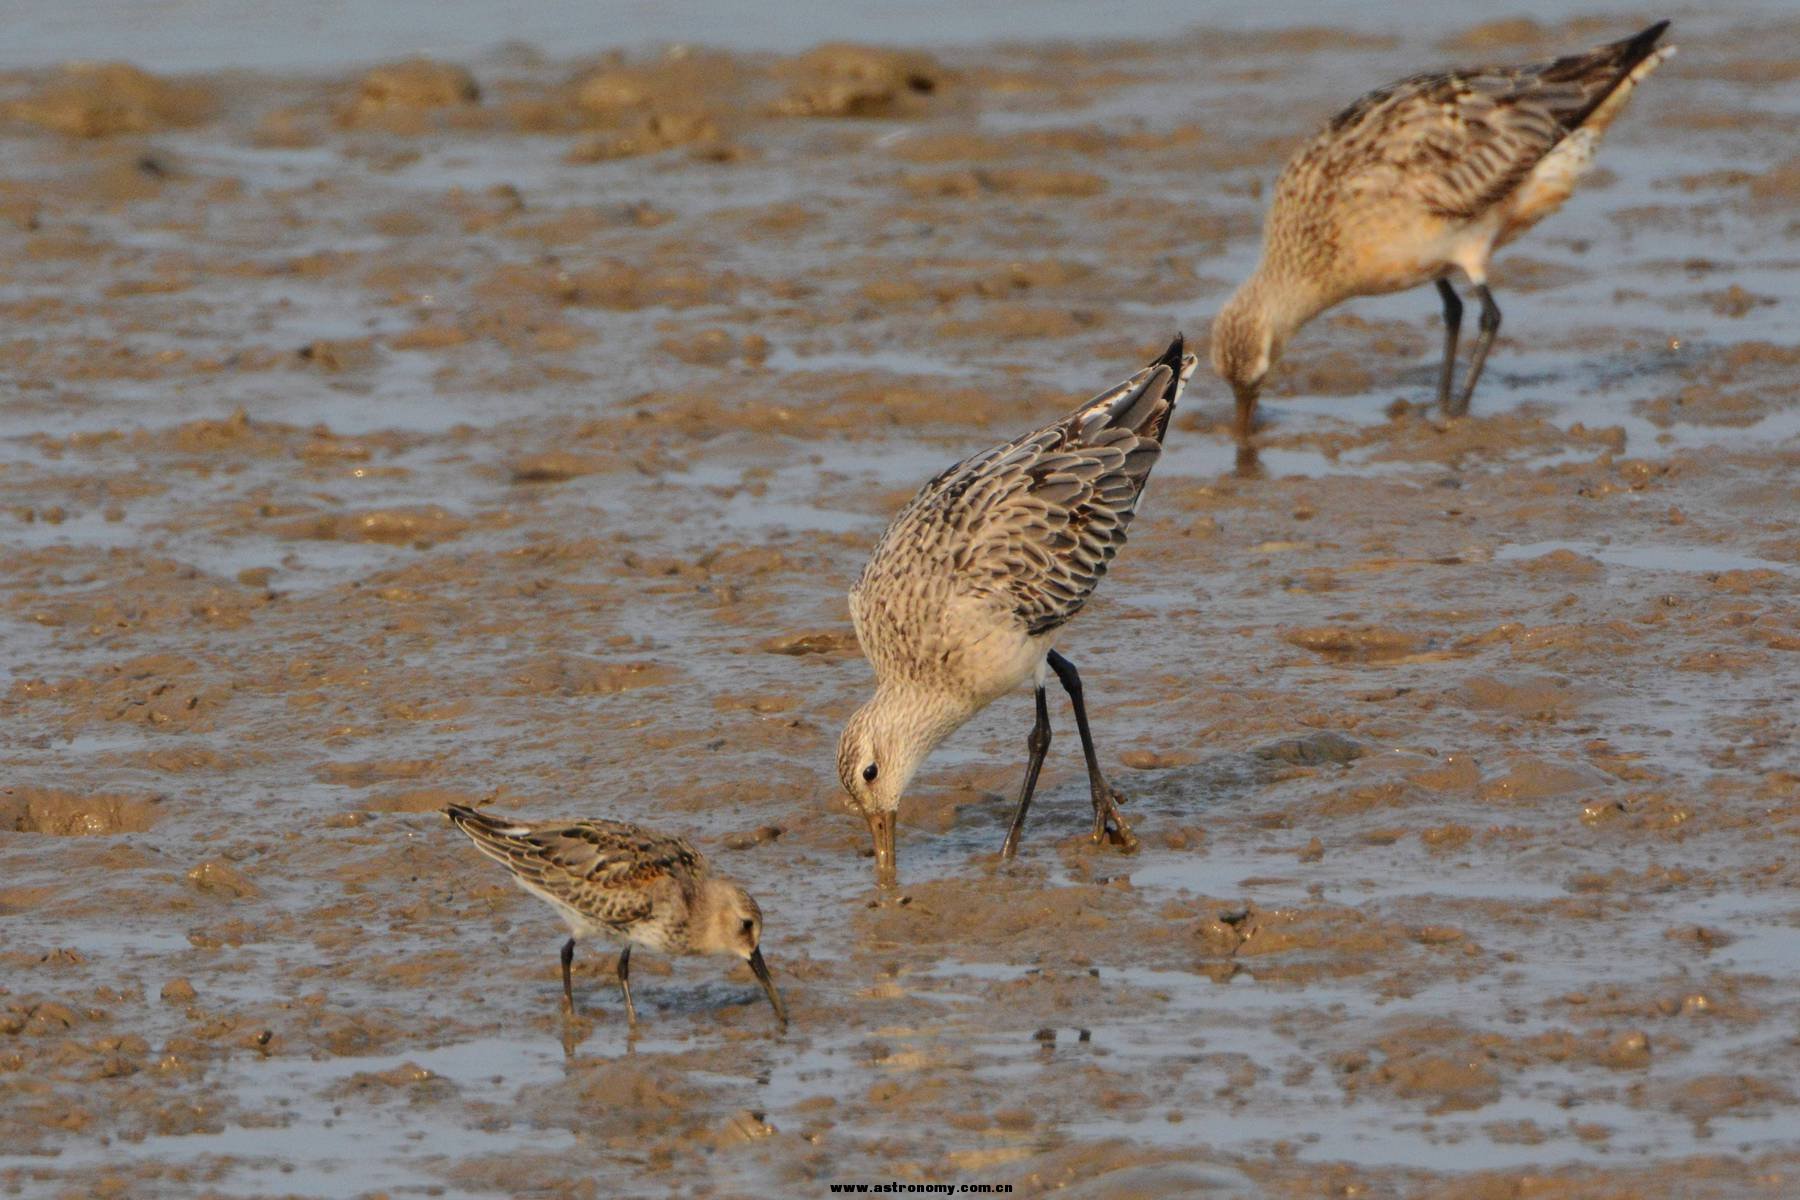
[[0, 1038, 579, 1200], [1497, 540, 1799, 577]]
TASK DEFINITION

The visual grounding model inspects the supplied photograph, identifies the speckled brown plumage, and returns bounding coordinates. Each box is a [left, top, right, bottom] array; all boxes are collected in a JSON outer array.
[[444, 805, 786, 1029], [448, 805, 705, 940], [1213, 21, 1673, 432], [837, 337, 1197, 880]]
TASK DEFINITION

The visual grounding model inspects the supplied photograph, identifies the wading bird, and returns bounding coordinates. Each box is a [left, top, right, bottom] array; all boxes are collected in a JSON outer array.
[[837, 337, 1196, 883], [1212, 21, 1674, 440], [445, 805, 787, 1030]]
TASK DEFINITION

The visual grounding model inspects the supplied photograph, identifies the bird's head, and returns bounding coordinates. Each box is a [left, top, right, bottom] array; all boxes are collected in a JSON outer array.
[[700, 878, 786, 1028], [836, 693, 946, 884], [1210, 287, 1277, 413]]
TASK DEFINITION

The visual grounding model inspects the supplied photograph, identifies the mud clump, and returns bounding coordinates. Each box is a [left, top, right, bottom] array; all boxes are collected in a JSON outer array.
[[343, 59, 480, 127], [774, 44, 944, 118], [572, 52, 745, 119], [568, 52, 743, 161], [557, 260, 740, 311], [658, 328, 769, 367], [186, 860, 260, 899], [1204, 904, 1414, 984], [759, 630, 856, 657], [567, 111, 726, 163], [1477, 756, 1611, 802], [509, 451, 613, 483], [1460, 674, 1588, 721], [1254, 731, 1367, 766], [273, 507, 472, 544], [1748, 156, 1800, 206], [505, 656, 678, 697], [1283, 624, 1423, 663], [8, 63, 215, 137], [1513, 547, 1604, 578], [298, 338, 381, 373], [902, 168, 1107, 200], [1372, 1051, 1502, 1113], [11, 653, 229, 731], [0, 786, 158, 835], [0, 188, 41, 230], [858, 878, 1136, 962]]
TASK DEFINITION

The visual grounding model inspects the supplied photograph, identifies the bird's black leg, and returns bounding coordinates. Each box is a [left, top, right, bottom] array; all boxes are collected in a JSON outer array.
[[1449, 285, 1500, 418], [560, 938, 576, 1016], [999, 685, 1053, 861], [1434, 278, 1463, 413], [616, 945, 638, 1027], [1047, 651, 1138, 852]]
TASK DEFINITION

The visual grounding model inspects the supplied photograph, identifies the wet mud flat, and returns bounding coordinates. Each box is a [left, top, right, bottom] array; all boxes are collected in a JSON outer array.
[[1, 11, 1798, 1199]]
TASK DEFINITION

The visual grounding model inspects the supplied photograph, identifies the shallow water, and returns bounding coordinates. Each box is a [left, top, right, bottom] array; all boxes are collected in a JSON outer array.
[[6, 0, 1793, 72], [2, 6, 1798, 1199]]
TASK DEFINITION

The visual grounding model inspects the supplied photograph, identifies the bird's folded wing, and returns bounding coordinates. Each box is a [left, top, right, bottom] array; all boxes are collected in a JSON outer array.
[[859, 392, 1168, 639], [1323, 36, 1654, 223], [517, 823, 703, 886]]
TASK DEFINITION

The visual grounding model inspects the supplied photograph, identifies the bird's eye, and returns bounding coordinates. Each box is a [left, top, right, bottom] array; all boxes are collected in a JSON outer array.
[[862, 763, 879, 783], [739, 918, 756, 936]]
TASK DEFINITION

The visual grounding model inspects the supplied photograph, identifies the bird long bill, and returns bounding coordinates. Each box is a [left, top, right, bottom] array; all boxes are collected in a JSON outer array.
[[747, 946, 788, 1029], [865, 809, 897, 886]]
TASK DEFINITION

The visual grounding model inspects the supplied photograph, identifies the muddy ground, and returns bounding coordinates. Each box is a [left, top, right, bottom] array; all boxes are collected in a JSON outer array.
[[1, 10, 1798, 1200]]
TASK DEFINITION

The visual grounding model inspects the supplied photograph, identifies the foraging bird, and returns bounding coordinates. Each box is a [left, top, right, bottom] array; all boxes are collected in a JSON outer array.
[[1212, 20, 1674, 437], [444, 805, 787, 1029], [837, 337, 1197, 883]]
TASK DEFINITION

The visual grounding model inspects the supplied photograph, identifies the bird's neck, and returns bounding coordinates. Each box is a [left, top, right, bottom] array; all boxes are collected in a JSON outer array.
[[1235, 263, 1326, 349], [866, 682, 975, 797]]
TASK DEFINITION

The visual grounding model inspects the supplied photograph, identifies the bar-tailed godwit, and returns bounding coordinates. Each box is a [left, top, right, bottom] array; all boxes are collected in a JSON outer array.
[[837, 336, 1197, 883], [444, 805, 787, 1029], [1212, 21, 1674, 439]]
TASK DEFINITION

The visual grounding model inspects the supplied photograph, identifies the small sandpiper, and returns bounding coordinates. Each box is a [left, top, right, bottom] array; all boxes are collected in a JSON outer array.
[[837, 336, 1197, 883], [1212, 21, 1674, 437], [444, 805, 787, 1029]]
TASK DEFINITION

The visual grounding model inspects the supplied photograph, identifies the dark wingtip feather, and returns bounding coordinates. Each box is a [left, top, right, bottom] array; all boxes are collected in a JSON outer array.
[[1562, 20, 1672, 133], [1151, 333, 1186, 381], [1146, 333, 1187, 440], [1617, 20, 1671, 67], [444, 804, 504, 836]]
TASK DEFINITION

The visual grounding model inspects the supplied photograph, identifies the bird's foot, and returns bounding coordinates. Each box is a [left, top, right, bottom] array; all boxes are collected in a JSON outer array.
[[1091, 788, 1139, 854]]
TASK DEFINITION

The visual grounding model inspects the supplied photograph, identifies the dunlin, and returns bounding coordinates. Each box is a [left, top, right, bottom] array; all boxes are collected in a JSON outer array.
[[837, 337, 1197, 882], [1212, 21, 1673, 436], [444, 805, 787, 1029]]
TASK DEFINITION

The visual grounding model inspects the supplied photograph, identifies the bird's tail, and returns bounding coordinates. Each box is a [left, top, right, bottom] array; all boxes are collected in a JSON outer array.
[[1559, 20, 1674, 134], [1083, 334, 1198, 446]]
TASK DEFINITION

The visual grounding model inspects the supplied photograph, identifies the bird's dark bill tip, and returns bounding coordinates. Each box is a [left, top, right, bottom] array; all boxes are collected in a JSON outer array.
[[748, 946, 789, 1029]]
